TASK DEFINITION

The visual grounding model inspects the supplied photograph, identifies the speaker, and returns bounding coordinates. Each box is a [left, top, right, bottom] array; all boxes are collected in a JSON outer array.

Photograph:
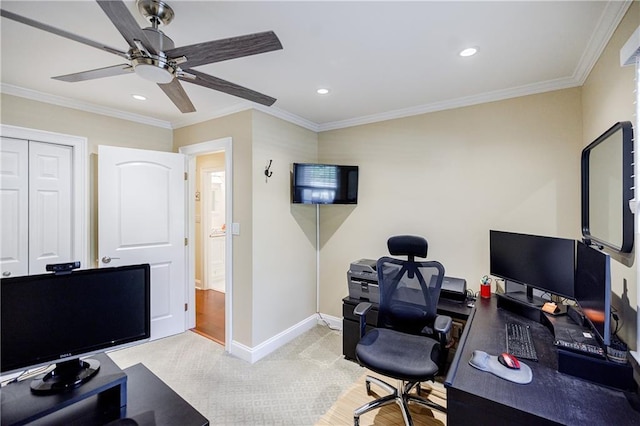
[[557, 349, 637, 391]]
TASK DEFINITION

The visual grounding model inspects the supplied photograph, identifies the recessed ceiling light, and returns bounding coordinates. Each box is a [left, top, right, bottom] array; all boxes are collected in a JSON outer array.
[[132, 94, 147, 101], [459, 47, 478, 57], [316, 88, 330, 95]]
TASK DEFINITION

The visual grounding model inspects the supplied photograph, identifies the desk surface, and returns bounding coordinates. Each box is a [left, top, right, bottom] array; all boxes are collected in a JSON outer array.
[[445, 296, 640, 425]]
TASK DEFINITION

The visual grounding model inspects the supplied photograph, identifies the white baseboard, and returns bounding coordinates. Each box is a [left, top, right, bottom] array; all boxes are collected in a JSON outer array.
[[229, 313, 342, 363]]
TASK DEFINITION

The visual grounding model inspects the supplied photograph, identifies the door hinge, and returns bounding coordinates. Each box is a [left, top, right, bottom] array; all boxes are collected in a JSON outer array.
[[184, 237, 188, 246], [184, 172, 188, 180], [184, 303, 188, 311]]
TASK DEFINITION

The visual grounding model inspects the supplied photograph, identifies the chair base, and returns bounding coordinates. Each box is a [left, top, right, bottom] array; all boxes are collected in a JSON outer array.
[[353, 375, 446, 426]]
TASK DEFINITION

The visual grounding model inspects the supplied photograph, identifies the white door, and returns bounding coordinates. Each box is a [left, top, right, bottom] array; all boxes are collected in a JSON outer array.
[[98, 145, 186, 340], [0, 137, 28, 278], [0, 138, 74, 277], [29, 141, 73, 274]]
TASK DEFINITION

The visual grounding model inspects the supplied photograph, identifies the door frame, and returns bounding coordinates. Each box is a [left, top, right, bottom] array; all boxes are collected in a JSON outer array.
[[1, 124, 88, 270], [179, 138, 233, 350]]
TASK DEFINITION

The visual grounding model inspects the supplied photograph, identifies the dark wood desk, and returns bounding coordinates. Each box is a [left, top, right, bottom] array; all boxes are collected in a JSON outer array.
[[445, 296, 640, 425]]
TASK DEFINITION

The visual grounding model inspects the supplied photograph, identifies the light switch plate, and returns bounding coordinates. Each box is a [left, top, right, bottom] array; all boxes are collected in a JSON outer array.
[[232, 223, 240, 235]]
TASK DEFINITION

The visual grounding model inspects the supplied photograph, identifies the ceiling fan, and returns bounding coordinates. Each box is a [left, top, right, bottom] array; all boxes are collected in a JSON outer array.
[[0, 0, 283, 113]]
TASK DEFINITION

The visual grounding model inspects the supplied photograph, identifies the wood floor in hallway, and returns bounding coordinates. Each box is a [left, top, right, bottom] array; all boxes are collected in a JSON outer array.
[[193, 289, 225, 345]]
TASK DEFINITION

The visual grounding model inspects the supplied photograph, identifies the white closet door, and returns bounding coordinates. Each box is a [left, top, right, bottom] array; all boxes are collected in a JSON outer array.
[[0, 137, 29, 278], [28, 141, 73, 274]]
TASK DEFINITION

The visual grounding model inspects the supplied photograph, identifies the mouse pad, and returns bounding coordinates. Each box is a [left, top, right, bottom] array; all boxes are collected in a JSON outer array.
[[469, 350, 532, 384]]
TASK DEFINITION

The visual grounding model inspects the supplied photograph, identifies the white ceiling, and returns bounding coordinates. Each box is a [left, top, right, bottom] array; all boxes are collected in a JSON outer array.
[[0, 1, 631, 131]]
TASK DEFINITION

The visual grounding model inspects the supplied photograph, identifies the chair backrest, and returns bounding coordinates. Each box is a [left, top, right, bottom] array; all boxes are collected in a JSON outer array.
[[376, 236, 445, 335]]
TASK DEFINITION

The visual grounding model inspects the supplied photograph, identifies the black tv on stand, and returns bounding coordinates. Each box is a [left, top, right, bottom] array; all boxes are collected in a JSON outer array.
[[1, 264, 151, 395]]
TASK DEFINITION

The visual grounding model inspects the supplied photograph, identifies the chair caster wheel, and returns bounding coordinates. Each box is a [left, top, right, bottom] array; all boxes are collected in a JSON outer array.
[[365, 381, 372, 395], [354, 417, 360, 426]]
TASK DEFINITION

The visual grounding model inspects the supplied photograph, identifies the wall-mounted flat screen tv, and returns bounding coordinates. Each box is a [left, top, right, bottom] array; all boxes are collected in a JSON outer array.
[[292, 163, 359, 204]]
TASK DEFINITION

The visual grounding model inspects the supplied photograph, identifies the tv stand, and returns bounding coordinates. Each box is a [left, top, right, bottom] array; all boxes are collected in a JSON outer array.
[[2, 355, 126, 425], [1, 353, 209, 425], [30, 358, 101, 395]]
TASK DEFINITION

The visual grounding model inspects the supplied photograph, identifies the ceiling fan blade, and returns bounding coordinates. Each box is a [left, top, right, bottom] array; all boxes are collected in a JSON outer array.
[[96, 0, 156, 54], [158, 79, 196, 113], [52, 64, 133, 82], [0, 8, 128, 59], [180, 69, 276, 106], [166, 31, 282, 69]]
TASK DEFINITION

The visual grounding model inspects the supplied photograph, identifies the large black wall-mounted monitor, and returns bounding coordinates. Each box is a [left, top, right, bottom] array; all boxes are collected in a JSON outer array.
[[490, 230, 575, 306], [292, 163, 358, 204], [575, 241, 611, 346], [581, 121, 634, 253], [1, 264, 151, 394]]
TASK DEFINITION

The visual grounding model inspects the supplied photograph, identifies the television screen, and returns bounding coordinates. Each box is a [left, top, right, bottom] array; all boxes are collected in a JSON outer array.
[[1, 264, 151, 385], [292, 163, 358, 204], [489, 230, 575, 299], [574, 241, 611, 346]]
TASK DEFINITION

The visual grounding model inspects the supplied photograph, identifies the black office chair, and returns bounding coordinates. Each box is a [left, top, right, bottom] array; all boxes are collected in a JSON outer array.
[[353, 235, 451, 426]]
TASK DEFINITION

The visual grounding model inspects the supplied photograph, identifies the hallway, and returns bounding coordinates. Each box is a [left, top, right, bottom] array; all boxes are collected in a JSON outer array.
[[193, 289, 225, 345]]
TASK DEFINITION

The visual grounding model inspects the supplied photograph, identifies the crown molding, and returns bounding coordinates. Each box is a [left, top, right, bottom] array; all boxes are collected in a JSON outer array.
[[253, 105, 320, 133], [317, 77, 580, 132], [1, 83, 172, 129], [573, 0, 632, 83], [170, 103, 253, 129]]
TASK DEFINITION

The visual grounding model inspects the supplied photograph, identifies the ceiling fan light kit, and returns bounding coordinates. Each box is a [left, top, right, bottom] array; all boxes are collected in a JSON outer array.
[[0, 0, 283, 112]]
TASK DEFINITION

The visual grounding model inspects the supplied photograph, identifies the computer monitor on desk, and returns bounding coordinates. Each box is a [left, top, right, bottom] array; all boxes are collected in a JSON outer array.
[[574, 241, 611, 346], [489, 230, 575, 309]]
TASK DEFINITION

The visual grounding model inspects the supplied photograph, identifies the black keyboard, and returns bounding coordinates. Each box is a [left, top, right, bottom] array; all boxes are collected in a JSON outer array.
[[506, 323, 538, 361]]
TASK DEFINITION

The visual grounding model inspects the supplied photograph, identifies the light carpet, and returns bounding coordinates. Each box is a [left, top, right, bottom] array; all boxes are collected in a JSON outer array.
[[108, 325, 364, 425], [316, 370, 447, 426]]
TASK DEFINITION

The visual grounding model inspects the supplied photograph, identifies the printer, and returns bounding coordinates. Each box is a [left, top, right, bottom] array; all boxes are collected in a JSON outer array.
[[347, 259, 380, 303], [441, 276, 468, 302], [347, 258, 467, 304]]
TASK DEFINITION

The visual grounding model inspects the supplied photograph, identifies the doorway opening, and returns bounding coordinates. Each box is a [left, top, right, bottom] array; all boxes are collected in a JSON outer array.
[[180, 137, 233, 351], [194, 162, 226, 344]]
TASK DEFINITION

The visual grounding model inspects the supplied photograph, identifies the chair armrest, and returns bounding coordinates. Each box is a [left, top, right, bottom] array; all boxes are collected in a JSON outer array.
[[354, 302, 373, 339], [354, 302, 372, 317], [434, 314, 452, 334]]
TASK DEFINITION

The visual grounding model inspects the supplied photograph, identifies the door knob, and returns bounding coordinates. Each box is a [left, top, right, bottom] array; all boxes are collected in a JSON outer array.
[[101, 256, 120, 264]]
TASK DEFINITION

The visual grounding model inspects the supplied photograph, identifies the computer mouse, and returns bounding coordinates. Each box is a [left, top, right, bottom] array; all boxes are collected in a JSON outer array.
[[498, 352, 521, 370]]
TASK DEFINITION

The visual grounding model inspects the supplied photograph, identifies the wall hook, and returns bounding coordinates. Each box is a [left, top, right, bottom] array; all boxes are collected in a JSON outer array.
[[264, 159, 273, 182]]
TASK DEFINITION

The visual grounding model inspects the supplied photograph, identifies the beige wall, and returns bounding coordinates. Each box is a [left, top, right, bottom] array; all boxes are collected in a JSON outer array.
[[318, 88, 582, 318], [251, 110, 317, 345], [174, 110, 318, 347], [173, 110, 255, 346], [1, 94, 173, 155], [0, 93, 173, 268], [582, 1, 639, 349]]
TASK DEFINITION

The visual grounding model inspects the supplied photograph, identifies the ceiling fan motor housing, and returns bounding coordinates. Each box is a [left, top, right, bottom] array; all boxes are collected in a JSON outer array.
[[142, 27, 175, 52]]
